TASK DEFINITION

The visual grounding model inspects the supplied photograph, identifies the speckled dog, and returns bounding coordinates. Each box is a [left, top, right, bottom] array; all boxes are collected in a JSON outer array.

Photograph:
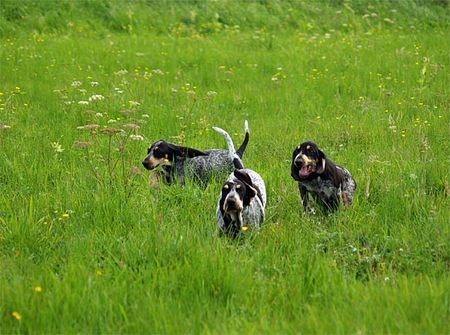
[[142, 121, 249, 187], [213, 125, 266, 238], [291, 141, 356, 213]]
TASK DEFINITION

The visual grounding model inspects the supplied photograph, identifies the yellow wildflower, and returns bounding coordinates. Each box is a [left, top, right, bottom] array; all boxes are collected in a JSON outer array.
[[34, 286, 42, 293], [12, 311, 21, 320]]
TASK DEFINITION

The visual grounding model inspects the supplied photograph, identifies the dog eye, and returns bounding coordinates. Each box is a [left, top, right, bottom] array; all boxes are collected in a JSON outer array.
[[236, 184, 241, 189]]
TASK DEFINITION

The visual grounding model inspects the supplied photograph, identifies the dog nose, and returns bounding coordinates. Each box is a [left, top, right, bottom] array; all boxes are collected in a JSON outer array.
[[227, 198, 236, 205]]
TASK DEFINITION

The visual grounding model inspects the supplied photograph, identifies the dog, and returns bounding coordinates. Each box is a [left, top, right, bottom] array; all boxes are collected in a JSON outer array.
[[142, 121, 249, 187], [213, 125, 266, 238], [291, 141, 356, 213]]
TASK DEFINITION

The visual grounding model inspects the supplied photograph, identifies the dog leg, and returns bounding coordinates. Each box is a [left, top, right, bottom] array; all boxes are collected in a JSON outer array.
[[340, 192, 351, 208], [299, 184, 315, 214]]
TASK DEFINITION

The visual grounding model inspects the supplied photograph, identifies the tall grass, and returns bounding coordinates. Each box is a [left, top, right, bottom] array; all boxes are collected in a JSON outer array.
[[0, 1, 449, 333]]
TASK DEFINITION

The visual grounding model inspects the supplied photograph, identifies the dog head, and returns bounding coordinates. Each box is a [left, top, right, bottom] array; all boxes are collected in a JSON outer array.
[[291, 141, 326, 181], [142, 140, 207, 170], [219, 169, 258, 229]]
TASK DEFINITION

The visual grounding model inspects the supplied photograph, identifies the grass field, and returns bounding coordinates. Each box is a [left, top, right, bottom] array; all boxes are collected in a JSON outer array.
[[0, 0, 449, 333]]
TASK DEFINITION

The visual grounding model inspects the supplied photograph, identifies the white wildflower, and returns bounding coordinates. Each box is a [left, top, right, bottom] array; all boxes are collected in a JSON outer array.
[[115, 69, 128, 76], [142, 114, 150, 118], [171, 88, 178, 93], [107, 119, 117, 124], [78, 101, 89, 105], [129, 134, 144, 141], [206, 91, 217, 97], [88, 94, 105, 102], [79, 89, 87, 93], [129, 101, 140, 107], [51, 142, 64, 153], [95, 113, 103, 117], [71, 81, 82, 87], [90, 81, 99, 86], [152, 69, 164, 75]]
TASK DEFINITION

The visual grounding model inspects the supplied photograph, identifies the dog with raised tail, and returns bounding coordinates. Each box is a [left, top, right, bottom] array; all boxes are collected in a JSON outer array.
[[213, 122, 266, 238], [142, 121, 249, 187]]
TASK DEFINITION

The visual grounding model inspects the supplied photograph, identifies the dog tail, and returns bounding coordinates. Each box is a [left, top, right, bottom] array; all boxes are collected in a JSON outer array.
[[212, 125, 244, 170], [235, 120, 249, 159]]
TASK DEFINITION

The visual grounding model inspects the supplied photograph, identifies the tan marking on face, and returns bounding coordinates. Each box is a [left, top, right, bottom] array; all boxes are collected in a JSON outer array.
[[301, 154, 316, 167], [306, 145, 311, 150], [154, 146, 159, 151], [234, 197, 244, 210], [297, 145, 301, 150], [223, 184, 229, 189], [164, 153, 168, 158], [236, 184, 241, 189], [147, 156, 171, 168]]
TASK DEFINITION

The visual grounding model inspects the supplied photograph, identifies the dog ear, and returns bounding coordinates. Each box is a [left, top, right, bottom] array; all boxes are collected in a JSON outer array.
[[167, 144, 207, 158], [185, 147, 208, 158], [291, 160, 300, 181], [234, 169, 252, 186], [316, 150, 327, 174], [234, 169, 257, 203], [290, 146, 301, 181]]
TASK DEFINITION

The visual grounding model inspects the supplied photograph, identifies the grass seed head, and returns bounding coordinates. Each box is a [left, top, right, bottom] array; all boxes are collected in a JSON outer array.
[[101, 127, 123, 136], [73, 141, 92, 149]]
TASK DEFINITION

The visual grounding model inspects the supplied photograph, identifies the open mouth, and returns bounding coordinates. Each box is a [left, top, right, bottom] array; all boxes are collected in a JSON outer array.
[[143, 158, 170, 171], [299, 164, 313, 177]]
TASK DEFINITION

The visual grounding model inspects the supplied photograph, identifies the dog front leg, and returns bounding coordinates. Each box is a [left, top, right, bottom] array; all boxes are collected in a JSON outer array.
[[340, 192, 351, 208], [299, 183, 315, 214]]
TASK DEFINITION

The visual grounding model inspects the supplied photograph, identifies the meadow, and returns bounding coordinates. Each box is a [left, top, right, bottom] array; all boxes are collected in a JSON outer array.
[[0, 0, 449, 333]]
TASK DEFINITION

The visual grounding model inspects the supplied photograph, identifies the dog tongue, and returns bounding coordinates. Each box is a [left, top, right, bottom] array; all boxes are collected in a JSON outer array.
[[299, 166, 310, 177]]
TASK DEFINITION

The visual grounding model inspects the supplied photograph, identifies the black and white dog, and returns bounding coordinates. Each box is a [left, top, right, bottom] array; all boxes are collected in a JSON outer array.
[[291, 141, 356, 213], [142, 121, 249, 187], [214, 124, 266, 237]]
